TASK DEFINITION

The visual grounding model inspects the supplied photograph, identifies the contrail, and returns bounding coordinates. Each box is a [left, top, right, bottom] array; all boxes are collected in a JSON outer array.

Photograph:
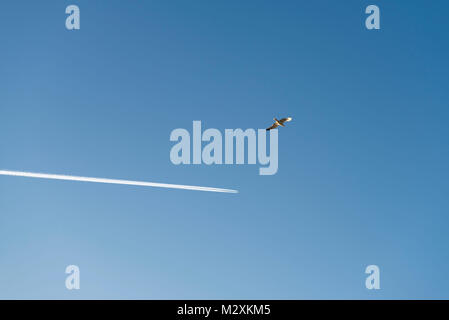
[[0, 170, 238, 194]]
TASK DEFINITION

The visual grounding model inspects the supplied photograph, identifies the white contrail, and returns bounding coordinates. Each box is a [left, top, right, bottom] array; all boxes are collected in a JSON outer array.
[[0, 170, 238, 194]]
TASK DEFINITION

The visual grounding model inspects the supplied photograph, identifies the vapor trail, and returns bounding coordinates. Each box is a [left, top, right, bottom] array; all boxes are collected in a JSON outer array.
[[0, 170, 238, 194]]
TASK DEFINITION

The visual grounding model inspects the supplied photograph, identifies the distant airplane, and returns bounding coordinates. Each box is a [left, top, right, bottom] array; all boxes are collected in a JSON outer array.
[[266, 117, 292, 131]]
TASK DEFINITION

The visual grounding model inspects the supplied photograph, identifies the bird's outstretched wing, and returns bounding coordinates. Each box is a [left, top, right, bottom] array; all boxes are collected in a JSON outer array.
[[279, 117, 292, 124], [266, 123, 279, 131]]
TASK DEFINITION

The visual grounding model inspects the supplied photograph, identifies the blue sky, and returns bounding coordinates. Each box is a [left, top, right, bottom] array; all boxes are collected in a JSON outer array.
[[1, 0, 448, 299]]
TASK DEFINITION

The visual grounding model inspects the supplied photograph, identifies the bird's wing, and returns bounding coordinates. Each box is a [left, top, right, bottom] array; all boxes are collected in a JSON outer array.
[[266, 123, 279, 131], [279, 117, 292, 124]]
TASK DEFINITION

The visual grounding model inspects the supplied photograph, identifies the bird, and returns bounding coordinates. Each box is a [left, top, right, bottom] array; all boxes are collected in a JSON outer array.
[[266, 117, 292, 131]]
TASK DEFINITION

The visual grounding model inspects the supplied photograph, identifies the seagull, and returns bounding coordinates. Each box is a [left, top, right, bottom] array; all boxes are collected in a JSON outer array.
[[266, 117, 292, 131]]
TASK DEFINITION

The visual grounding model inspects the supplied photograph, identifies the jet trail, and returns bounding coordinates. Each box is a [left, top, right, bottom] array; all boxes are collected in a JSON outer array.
[[0, 170, 238, 194]]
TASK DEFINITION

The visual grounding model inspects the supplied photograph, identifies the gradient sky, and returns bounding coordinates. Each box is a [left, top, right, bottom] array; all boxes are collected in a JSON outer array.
[[1, 0, 448, 299]]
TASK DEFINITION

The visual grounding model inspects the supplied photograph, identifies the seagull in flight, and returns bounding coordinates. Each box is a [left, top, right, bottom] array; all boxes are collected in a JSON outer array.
[[266, 117, 292, 131]]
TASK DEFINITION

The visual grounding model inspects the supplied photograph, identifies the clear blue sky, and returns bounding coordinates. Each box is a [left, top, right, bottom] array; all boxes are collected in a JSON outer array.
[[1, 0, 448, 299]]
